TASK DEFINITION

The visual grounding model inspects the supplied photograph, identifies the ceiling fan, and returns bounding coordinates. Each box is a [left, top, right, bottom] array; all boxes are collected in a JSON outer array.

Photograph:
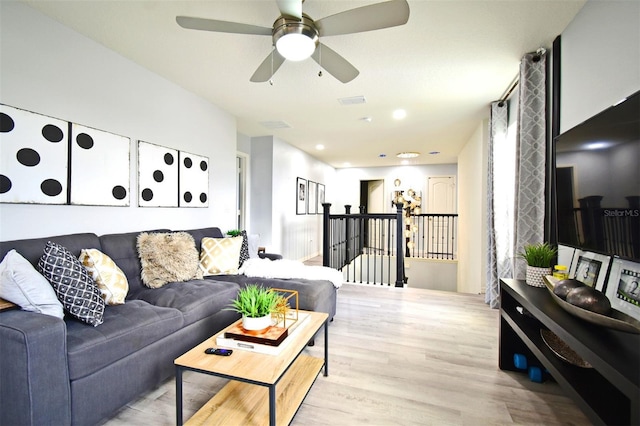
[[176, 0, 410, 83]]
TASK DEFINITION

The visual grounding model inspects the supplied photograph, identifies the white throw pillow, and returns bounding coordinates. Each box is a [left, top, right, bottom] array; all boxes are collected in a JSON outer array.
[[0, 249, 64, 319], [199, 236, 243, 275]]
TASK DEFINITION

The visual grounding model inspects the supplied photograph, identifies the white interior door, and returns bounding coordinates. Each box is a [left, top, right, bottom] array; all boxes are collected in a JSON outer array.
[[427, 176, 456, 256]]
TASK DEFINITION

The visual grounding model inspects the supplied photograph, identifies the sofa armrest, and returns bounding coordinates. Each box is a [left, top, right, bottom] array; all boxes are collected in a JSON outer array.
[[258, 250, 283, 261], [0, 310, 71, 426]]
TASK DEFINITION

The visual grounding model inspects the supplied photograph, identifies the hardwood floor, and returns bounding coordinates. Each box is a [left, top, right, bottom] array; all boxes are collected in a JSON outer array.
[[102, 284, 591, 426]]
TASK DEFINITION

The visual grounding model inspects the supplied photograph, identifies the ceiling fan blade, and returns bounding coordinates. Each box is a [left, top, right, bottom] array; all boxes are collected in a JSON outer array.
[[315, 0, 410, 37], [250, 50, 287, 82], [276, 0, 302, 20], [176, 16, 272, 36], [311, 43, 359, 83]]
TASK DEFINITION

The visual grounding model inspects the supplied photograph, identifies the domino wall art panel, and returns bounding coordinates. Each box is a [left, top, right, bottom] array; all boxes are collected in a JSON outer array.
[[0, 104, 69, 204], [137, 141, 179, 207], [179, 151, 209, 207], [70, 123, 130, 206]]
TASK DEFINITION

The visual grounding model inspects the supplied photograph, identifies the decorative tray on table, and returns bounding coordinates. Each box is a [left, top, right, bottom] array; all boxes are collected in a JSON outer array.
[[543, 276, 640, 334]]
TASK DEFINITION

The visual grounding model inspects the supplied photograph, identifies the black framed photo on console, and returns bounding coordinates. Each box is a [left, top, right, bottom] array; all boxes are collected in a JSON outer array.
[[606, 257, 640, 321]]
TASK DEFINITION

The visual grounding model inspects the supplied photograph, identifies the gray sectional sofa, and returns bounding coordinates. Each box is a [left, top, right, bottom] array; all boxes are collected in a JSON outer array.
[[0, 226, 337, 426]]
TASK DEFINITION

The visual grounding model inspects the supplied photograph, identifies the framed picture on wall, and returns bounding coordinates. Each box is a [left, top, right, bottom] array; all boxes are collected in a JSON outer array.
[[296, 177, 307, 215], [605, 257, 640, 321], [308, 181, 317, 214], [569, 250, 612, 291], [317, 183, 325, 214]]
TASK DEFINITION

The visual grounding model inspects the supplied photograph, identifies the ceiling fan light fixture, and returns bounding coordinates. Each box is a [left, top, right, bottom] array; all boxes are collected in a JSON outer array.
[[273, 15, 319, 62]]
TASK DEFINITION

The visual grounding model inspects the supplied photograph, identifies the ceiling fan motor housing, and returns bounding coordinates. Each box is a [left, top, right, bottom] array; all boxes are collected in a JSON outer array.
[[272, 14, 319, 61]]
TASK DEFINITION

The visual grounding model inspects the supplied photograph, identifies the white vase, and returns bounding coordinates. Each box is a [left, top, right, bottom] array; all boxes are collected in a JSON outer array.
[[242, 314, 272, 331], [526, 265, 552, 288]]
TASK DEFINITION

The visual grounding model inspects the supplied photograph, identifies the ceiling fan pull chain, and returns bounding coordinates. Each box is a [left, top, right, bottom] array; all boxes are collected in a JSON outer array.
[[318, 44, 323, 77], [269, 50, 274, 85]]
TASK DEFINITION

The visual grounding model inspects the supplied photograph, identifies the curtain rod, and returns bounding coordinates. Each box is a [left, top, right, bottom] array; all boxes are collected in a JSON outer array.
[[497, 48, 546, 106], [498, 75, 519, 106]]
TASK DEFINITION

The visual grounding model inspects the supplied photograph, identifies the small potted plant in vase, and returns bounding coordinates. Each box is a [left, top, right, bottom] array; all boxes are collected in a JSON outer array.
[[520, 242, 557, 288], [228, 284, 284, 331]]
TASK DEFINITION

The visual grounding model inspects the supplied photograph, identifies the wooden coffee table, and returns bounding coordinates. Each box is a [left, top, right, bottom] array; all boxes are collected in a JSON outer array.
[[175, 310, 329, 425]]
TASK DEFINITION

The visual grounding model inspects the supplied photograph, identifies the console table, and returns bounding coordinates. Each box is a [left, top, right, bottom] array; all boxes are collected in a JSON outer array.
[[500, 279, 639, 425]]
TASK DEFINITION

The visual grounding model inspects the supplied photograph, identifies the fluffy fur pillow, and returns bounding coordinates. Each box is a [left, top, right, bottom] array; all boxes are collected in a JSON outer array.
[[137, 232, 203, 288]]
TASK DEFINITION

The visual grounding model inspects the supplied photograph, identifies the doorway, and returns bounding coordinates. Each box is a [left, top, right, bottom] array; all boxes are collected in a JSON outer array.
[[359, 179, 385, 213]]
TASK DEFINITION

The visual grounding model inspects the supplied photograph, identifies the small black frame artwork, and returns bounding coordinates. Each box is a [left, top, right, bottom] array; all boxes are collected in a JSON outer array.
[[296, 177, 307, 215]]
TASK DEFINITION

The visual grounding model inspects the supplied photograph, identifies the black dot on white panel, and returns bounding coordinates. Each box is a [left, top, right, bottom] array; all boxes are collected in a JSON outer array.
[[0, 175, 12, 193], [183, 157, 192, 168], [183, 192, 192, 203], [41, 124, 64, 143], [41, 179, 63, 197], [153, 170, 164, 183], [164, 153, 174, 166], [0, 113, 15, 132], [200, 193, 207, 203], [200, 161, 208, 171], [112, 185, 127, 200], [142, 188, 153, 202], [17, 148, 40, 167], [76, 133, 94, 149]]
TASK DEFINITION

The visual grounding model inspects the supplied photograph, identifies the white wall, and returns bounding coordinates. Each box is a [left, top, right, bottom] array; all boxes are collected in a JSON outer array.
[[247, 135, 335, 260], [457, 121, 489, 294], [561, 0, 640, 132], [0, 2, 238, 241], [332, 164, 458, 214]]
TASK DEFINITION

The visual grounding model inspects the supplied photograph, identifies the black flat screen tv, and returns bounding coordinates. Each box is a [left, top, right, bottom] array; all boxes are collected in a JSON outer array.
[[553, 90, 640, 262]]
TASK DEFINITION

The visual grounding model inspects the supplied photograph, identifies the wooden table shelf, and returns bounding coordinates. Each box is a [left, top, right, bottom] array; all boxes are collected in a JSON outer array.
[[500, 279, 639, 425]]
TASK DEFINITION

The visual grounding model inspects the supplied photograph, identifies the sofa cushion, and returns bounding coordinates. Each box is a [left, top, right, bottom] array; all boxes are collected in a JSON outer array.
[[37, 241, 105, 327], [65, 299, 183, 381], [0, 233, 101, 270], [79, 249, 128, 305], [137, 232, 203, 288], [98, 230, 170, 299], [134, 279, 240, 327], [199, 237, 242, 275], [177, 227, 224, 252], [0, 249, 64, 318]]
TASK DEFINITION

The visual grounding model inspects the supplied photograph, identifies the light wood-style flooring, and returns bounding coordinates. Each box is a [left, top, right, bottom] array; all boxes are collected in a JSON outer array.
[[102, 284, 591, 425]]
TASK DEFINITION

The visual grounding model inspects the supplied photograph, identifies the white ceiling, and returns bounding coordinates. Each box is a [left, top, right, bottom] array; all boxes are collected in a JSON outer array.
[[22, 0, 586, 168]]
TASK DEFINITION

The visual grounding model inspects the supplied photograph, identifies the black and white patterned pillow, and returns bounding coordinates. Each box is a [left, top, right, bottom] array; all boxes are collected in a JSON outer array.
[[239, 230, 250, 267], [37, 241, 105, 327]]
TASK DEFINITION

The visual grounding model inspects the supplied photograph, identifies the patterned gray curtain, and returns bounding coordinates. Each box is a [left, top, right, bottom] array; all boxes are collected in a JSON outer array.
[[485, 102, 508, 308], [485, 51, 547, 308], [513, 52, 547, 279]]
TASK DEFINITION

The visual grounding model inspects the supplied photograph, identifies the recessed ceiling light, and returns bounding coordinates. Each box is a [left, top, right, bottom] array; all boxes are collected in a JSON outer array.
[[338, 96, 367, 105], [429, 151, 440, 155], [361, 117, 372, 122], [315, 144, 325, 150], [393, 109, 407, 120], [396, 152, 420, 159], [379, 153, 387, 158]]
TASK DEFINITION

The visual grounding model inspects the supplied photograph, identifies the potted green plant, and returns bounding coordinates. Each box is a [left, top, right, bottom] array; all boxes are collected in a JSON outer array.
[[227, 284, 284, 330], [519, 242, 557, 287], [226, 229, 242, 237]]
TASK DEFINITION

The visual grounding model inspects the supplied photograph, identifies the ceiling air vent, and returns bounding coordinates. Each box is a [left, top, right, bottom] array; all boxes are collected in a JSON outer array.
[[338, 96, 366, 106], [259, 120, 291, 129]]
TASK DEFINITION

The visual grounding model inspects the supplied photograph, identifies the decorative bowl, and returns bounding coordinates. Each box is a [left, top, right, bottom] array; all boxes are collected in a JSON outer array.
[[543, 276, 640, 334]]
